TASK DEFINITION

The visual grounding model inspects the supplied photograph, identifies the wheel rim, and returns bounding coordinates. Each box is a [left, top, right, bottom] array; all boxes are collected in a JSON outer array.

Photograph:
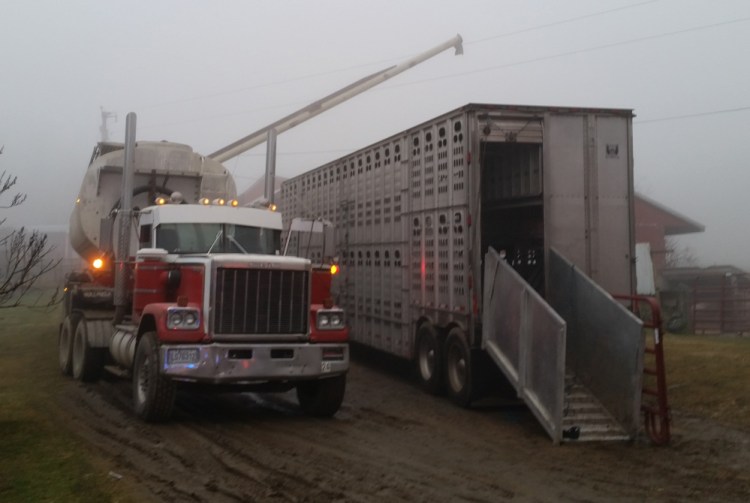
[[447, 343, 466, 393], [59, 325, 70, 366], [418, 338, 436, 380], [136, 354, 151, 405], [73, 328, 84, 373]]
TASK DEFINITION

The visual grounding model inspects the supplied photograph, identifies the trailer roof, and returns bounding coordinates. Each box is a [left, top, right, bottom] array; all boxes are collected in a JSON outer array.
[[281, 103, 635, 184]]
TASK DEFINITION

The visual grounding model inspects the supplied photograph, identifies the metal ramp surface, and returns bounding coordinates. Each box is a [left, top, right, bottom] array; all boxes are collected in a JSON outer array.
[[563, 374, 630, 442], [482, 247, 643, 443]]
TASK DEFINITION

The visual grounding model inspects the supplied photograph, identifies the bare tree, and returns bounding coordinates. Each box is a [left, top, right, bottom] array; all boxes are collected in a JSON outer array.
[[0, 167, 61, 308], [665, 236, 698, 268]]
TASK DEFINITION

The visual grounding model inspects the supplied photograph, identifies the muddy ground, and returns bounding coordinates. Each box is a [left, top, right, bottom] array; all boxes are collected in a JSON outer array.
[[55, 348, 750, 503]]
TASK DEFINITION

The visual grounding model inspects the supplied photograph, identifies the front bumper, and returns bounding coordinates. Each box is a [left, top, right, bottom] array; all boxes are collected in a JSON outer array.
[[159, 342, 349, 384]]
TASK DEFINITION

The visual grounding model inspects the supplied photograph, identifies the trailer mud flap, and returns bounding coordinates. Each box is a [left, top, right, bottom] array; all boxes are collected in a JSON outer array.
[[482, 247, 567, 443]]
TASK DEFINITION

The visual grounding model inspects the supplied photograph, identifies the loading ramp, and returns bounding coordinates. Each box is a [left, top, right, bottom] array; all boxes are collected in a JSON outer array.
[[482, 247, 643, 443]]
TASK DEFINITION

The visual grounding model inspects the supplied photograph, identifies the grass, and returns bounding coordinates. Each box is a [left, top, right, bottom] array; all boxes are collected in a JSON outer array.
[[0, 306, 135, 503], [664, 332, 750, 431]]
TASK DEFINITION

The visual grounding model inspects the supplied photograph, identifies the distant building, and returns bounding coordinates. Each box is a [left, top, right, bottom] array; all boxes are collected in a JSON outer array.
[[634, 195, 750, 334], [634, 193, 705, 285]]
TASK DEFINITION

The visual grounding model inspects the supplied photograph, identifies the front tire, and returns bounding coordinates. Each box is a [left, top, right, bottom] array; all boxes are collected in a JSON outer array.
[[59, 313, 80, 376], [296, 374, 346, 417], [132, 332, 176, 422], [415, 323, 443, 394], [72, 318, 104, 382], [444, 330, 474, 407]]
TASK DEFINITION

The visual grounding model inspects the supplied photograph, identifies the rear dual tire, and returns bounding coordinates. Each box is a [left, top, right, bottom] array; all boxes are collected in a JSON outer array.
[[415, 323, 476, 407], [58, 314, 80, 376], [444, 330, 474, 407], [72, 318, 105, 382], [416, 323, 443, 395]]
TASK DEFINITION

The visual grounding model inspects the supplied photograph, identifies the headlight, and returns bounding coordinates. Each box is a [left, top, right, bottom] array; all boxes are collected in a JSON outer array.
[[316, 309, 344, 330], [169, 311, 183, 327], [167, 307, 200, 330]]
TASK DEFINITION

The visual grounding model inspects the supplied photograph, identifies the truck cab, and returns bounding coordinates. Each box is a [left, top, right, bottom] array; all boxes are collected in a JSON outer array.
[[60, 140, 349, 421]]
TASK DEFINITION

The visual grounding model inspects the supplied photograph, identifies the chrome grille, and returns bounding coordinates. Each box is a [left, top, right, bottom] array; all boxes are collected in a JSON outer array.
[[214, 268, 309, 335]]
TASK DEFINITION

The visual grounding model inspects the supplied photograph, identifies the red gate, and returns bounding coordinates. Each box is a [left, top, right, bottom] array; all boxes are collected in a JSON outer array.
[[614, 294, 671, 445]]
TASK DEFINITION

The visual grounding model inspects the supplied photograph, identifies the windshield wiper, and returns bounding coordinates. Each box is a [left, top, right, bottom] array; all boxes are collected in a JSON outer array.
[[207, 229, 223, 254], [228, 235, 249, 254]]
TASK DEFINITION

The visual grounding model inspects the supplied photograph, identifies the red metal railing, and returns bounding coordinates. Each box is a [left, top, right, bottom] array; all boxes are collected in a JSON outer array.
[[614, 294, 671, 445]]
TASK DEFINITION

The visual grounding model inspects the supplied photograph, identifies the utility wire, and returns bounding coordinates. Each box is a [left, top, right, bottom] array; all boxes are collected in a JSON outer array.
[[137, 14, 750, 134], [384, 16, 750, 89], [134, 0, 660, 112], [635, 106, 750, 124], [467, 0, 660, 44]]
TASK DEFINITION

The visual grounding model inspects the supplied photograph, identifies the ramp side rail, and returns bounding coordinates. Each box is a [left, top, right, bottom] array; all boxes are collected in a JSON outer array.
[[482, 247, 567, 443]]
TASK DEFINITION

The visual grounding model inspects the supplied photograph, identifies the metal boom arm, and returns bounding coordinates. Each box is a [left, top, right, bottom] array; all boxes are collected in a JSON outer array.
[[209, 34, 463, 163]]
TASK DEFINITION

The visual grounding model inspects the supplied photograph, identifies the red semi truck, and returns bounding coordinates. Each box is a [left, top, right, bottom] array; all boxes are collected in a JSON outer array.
[[59, 120, 349, 421]]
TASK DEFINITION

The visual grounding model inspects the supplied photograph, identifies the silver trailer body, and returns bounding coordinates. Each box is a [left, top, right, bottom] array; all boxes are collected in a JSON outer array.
[[280, 104, 644, 442]]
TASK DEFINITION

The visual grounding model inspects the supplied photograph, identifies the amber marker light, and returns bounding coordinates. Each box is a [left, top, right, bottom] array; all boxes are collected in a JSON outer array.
[[92, 258, 104, 270], [200, 197, 210, 205], [330, 264, 339, 275], [155, 196, 167, 205], [230, 199, 239, 207], [269, 203, 277, 212]]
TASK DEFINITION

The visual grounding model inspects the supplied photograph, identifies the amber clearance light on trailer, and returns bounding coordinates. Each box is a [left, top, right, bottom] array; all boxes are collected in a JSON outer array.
[[92, 258, 105, 270], [330, 264, 339, 275]]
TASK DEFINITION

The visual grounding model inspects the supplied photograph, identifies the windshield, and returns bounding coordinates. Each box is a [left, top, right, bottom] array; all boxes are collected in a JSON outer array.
[[155, 223, 280, 255]]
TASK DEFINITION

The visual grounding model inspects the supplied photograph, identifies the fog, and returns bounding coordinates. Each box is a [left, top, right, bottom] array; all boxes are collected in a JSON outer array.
[[1, 0, 748, 269]]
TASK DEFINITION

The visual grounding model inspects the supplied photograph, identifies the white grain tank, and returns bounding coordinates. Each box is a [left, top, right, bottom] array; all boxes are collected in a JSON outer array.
[[69, 141, 236, 262]]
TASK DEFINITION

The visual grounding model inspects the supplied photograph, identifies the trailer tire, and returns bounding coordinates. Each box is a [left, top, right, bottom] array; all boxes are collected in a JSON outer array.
[[296, 374, 346, 417], [416, 323, 443, 395], [58, 313, 80, 376], [444, 330, 474, 407], [72, 318, 104, 382], [132, 332, 176, 422]]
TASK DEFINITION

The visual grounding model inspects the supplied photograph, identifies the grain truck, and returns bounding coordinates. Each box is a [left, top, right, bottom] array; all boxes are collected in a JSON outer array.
[[280, 103, 646, 442], [59, 116, 349, 421]]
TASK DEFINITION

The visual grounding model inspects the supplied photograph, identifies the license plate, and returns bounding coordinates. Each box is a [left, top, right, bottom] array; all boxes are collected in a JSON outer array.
[[167, 348, 200, 365]]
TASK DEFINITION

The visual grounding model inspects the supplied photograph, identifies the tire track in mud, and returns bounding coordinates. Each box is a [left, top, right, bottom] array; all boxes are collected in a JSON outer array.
[[53, 359, 750, 502]]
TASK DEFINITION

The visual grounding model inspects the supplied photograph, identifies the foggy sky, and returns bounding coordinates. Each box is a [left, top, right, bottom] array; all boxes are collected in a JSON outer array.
[[1, 0, 749, 270]]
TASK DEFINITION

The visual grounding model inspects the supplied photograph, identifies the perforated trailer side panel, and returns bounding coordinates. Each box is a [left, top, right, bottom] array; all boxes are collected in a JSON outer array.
[[279, 112, 472, 359]]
